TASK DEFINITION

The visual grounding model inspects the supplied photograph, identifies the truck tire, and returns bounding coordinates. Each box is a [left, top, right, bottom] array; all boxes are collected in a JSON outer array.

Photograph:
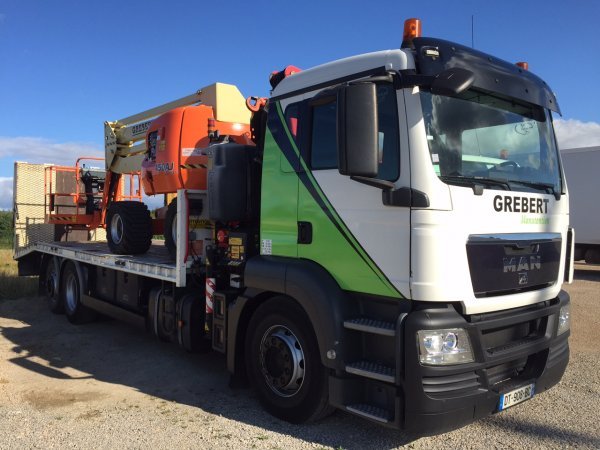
[[44, 256, 63, 314], [61, 262, 96, 324], [245, 296, 333, 423], [106, 201, 152, 255]]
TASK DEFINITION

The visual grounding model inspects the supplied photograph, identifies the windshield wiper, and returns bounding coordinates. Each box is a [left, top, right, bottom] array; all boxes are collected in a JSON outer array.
[[506, 180, 561, 200], [439, 175, 511, 194]]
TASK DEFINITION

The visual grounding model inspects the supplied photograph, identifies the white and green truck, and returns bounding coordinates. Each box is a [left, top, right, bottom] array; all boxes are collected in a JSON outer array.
[[14, 19, 573, 435]]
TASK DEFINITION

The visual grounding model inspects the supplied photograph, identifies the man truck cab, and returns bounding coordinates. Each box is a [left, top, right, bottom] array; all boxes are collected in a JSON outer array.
[[253, 19, 571, 433]]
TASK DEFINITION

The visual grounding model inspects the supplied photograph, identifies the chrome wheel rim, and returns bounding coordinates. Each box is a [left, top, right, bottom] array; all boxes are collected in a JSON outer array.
[[110, 214, 124, 244], [259, 325, 305, 397]]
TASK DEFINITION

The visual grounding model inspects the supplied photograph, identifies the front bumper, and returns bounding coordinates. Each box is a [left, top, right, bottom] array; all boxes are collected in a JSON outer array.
[[402, 290, 570, 436]]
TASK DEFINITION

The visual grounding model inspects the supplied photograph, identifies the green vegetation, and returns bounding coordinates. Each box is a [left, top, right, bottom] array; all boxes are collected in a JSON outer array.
[[0, 212, 37, 299], [0, 211, 12, 248], [0, 248, 38, 299]]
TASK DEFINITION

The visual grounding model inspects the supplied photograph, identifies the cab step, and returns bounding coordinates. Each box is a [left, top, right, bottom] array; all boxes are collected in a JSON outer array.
[[343, 317, 396, 336], [346, 403, 392, 423], [345, 360, 395, 383]]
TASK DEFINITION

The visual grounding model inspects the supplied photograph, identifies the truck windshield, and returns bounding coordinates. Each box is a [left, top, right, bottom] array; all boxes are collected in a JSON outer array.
[[420, 89, 562, 195]]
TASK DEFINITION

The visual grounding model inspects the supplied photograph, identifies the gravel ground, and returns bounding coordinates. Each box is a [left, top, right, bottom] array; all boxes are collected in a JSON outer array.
[[0, 264, 599, 449]]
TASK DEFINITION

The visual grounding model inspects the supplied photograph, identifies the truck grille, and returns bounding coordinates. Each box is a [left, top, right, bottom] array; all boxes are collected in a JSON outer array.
[[466, 233, 561, 298]]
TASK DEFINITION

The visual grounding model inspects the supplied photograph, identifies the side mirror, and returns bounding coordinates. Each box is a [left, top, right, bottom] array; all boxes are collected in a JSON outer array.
[[337, 83, 379, 178], [430, 68, 475, 97]]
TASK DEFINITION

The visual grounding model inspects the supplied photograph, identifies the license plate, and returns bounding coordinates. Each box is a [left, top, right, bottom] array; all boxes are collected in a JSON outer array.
[[498, 383, 535, 411]]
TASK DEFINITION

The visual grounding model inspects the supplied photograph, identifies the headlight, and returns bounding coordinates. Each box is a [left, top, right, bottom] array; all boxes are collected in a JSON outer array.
[[417, 328, 474, 365], [557, 304, 570, 336]]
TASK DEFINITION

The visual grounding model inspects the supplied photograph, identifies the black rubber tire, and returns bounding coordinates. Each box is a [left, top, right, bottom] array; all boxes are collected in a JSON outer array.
[[61, 262, 97, 325], [43, 256, 63, 314], [164, 199, 178, 260], [164, 198, 203, 260], [106, 201, 152, 255], [585, 247, 600, 265], [245, 296, 333, 423]]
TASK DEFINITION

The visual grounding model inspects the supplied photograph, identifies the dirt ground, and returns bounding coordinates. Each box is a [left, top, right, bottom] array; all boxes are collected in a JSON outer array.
[[0, 264, 599, 449]]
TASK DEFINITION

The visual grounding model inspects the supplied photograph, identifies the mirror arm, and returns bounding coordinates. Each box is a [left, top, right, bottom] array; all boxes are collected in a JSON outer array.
[[399, 72, 434, 89], [350, 176, 431, 208]]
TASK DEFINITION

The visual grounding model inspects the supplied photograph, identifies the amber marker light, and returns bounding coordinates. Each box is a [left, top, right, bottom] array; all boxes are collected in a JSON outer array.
[[516, 61, 529, 70], [402, 18, 422, 48]]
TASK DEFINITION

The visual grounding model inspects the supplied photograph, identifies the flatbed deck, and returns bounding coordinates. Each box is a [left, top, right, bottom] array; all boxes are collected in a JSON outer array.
[[16, 240, 187, 286]]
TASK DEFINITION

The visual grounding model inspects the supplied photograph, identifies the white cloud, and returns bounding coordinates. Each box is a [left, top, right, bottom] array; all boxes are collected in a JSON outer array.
[[0, 177, 13, 210], [0, 136, 102, 167], [554, 119, 600, 150]]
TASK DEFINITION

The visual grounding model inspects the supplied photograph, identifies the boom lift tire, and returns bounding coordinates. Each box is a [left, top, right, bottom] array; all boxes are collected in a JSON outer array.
[[245, 296, 333, 423], [44, 256, 63, 314], [164, 198, 203, 260], [106, 201, 152, 255], [61, 262, 97, 324], [164, 199, 178, 260]]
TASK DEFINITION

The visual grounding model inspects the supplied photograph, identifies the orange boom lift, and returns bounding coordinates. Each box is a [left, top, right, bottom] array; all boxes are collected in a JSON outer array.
[[44, 83, 255, 257]]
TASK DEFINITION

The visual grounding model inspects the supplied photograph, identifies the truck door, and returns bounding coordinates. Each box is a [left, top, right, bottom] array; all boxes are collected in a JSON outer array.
[[258, 98, 301, 258], [296, 83, 411, 299]]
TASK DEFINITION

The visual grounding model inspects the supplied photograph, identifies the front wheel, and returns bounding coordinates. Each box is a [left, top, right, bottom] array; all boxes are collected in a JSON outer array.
[[245, 297, 332, 423]]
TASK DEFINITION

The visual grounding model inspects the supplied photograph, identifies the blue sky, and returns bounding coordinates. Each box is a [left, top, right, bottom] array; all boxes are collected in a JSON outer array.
[[1, 0, 600, 208]]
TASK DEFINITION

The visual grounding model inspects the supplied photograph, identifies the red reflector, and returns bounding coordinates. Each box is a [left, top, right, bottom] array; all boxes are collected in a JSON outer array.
[[217, 229, 228, 244]]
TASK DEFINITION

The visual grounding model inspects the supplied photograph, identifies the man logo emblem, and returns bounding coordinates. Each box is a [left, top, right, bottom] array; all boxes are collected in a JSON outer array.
[[518, 272, 528, 285]]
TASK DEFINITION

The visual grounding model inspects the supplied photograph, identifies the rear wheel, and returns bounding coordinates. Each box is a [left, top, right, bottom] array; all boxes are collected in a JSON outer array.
[[245, 297, 332, 423], [44, 256, 62, 314], [106, 201, 152, 255], [61, 262, 96, 324]]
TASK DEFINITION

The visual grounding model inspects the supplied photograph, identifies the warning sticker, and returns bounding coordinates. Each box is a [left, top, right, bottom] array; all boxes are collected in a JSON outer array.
[[189, 218, 211, 229], [261, 239, 272, 255], [182, 147, 205, 157], [229, 237, 243, 246]]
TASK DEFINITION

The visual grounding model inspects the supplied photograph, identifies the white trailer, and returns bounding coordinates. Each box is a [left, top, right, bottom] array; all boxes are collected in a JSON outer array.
[[560, 146, 600, 263]]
